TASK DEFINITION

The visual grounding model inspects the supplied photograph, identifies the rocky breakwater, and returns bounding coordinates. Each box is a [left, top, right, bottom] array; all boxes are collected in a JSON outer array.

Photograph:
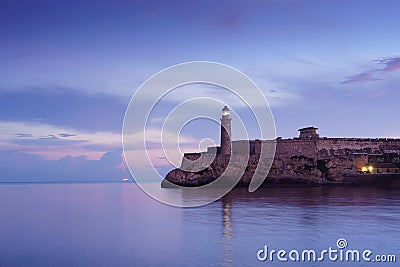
[[162, 154, 351, 188]]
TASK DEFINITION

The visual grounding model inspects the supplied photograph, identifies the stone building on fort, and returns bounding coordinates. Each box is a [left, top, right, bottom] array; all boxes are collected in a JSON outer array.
[[163, 106, 400, 187]]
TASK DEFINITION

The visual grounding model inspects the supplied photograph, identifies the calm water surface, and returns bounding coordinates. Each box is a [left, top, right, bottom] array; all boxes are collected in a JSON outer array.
[[0, 183, 399, 267]]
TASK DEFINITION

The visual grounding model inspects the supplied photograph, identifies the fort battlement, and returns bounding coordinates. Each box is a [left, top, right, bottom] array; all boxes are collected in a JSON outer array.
[[184, 136, 400, 164]]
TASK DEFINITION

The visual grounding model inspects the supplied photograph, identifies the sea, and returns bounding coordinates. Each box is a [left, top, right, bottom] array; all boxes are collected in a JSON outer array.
[[0, 183, 399, 267]]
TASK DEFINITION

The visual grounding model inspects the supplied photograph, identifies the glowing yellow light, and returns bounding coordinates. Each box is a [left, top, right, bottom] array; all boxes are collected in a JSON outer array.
[[222, 111, 230, 116], [362, 167, 368, 172], [368, 166, 373, 172]]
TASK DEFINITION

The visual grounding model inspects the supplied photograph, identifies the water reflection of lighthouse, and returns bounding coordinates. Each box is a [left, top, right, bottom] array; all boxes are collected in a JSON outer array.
[[221, 196, 233, 267], [223, 199, 232, 239]]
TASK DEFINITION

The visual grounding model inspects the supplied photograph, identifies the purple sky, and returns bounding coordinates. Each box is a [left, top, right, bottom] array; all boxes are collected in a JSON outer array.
[[1, 0, 400, 182]]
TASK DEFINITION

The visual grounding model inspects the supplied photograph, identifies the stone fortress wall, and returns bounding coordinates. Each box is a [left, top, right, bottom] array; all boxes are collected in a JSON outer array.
[[166, 128, 400, 187], [267, 134, 400, 182], [163, 107, 400, 187]]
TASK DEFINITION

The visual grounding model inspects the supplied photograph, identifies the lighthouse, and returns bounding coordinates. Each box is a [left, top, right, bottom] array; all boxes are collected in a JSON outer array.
[[220, 105, 232, 154]]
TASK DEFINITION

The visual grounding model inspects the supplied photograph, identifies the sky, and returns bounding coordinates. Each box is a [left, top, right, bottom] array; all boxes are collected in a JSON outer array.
[[1, 0, 400, 182]]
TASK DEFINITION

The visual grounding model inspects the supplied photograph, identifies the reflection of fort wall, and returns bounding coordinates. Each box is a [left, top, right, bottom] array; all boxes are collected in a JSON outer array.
[[219, 187, 387, 207]]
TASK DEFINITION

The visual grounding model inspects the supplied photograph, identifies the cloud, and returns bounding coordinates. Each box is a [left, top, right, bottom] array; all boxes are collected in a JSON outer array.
[[377, 57, 400, 72], [0, 121, 122, 160], [0, 149, 130, 183], [342, 56, 400, 84], [59, 133, 76, 137], [0, 120, 200, 172], [0, 87, 129, 132], [342, 70, 382, 84], [16, 133, 33, 138], [38, 134, 58, 140]]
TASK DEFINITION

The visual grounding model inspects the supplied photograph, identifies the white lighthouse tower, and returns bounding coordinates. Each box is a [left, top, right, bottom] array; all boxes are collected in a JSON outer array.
[[220, 105, 232, 154]]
